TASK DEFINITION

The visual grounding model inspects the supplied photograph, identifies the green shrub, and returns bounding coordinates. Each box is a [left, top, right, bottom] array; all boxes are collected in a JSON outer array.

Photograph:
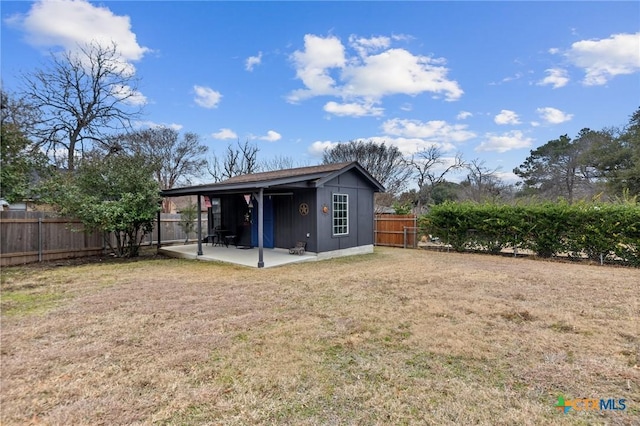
[[420, 201, 640, 265], [519, 202, 572, 257]]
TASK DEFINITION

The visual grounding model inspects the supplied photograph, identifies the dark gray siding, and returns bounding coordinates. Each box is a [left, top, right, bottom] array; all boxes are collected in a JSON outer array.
[[316, 169, 376, 253], [272, 190, 317, 252], [357, 187, 374, 246], [211, 168, 376, 254]]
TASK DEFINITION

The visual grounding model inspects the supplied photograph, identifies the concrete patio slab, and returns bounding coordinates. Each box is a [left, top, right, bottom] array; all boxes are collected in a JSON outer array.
[[159, 243, 317, 268]]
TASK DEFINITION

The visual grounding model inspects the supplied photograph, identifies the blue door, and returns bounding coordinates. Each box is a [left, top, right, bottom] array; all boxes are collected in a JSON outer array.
[[251, 196, 274, 248]]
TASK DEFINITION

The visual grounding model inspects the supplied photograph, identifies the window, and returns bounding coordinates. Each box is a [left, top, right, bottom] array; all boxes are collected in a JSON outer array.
[[332, 193, 348, 236], [210, 198, 221, 229]]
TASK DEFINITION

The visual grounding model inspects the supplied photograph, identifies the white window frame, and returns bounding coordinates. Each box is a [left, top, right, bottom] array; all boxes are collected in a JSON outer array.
[[332, 193, 349, 236]]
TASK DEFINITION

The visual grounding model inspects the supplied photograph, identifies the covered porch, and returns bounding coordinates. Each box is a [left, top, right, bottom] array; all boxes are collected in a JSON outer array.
[[159, 162, 383, 268], [159, 243, 317, 268]]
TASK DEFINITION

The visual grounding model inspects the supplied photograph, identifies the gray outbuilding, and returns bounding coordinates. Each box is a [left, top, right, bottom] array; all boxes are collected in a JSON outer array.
[[160, 161, 385, 267]]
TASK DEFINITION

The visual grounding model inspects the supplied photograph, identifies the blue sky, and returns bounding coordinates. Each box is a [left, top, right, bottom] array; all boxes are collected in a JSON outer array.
[[2, 0, 639, 186]]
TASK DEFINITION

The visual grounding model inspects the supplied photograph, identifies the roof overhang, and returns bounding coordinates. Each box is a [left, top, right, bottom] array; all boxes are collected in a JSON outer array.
[[315, 162, 385, 191], [161, 162, 385, 198]]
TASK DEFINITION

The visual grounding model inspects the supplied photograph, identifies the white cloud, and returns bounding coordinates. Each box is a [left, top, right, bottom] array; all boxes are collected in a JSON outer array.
[[490, 72, 523, 86], [536, 107, 573, 124], [494, 109, 521, 125], [348, 35, 391, 57], [211, 128, 237, 140], [476, 131, 533, 153], [193, 85, 222, 109], [308, 137, 455, 159], [288, 34, 346, 102], [6, 0, 149, 62], [323, 101, 384, 117], [566, 32, 640, 86], [308, 140, 340, 156], [307, 132, 462, 159], [372, 137, 456, 156], [288, 34, 463, 108], [341, 48, 463, 101], [110, 84, 147, 106], [381, 118, 476, 143], [537, 68, 569, 89], [258, 130, 282, 142], [457, 111, 472, 120], [502, 73, 523, 83], [245, 51, 262, 71], [135, 121, 183, 131], [495, 171, 521, 185]]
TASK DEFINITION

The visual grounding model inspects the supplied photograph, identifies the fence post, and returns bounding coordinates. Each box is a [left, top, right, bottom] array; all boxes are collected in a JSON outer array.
[[373, 215, 376, 246], [196, 196, 203, 256], [403, 226, 407, 249], [156, 210, 162, 251], [38, 216, 43, 262]]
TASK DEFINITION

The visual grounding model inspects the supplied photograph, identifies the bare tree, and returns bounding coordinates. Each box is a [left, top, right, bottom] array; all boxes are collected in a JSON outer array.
[[260, 155, 301, 172], [408, 145, 465, 211], [207, 140, 259, 182], [114, 127, 207, 212], [20, 41, 143, 170], [321, 140, 411, 195], [461, 159, 506, 202], [117, 127, 207, 189]]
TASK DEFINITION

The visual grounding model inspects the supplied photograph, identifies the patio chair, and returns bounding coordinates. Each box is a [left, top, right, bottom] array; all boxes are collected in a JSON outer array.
[[289, 241, 307, 255], [230, 224, 248, 248], [204, 232, 216, 246], [213, 226, 226, 246]]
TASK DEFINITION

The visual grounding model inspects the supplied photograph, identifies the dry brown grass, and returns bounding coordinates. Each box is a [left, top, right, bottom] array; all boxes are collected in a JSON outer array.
[[1, 248, 638, 425]]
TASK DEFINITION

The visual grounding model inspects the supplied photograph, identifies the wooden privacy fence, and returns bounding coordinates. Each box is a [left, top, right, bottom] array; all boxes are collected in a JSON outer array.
[[374, 214, 417, 247], [0, 211, 207, 266], [1, 211, 103, 266]]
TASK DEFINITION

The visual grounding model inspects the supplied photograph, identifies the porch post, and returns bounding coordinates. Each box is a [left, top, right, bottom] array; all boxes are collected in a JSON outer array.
[[257, 188, 264, 268], [156, 209, 162, 251], [197, 194, 203, 256]]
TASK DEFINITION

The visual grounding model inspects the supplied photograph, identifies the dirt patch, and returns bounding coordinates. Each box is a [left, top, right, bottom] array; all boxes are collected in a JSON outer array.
[[2, 247, 638, 425]]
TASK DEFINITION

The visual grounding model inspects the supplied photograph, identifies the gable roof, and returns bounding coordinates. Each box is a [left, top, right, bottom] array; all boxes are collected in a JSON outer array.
[[161, 161, 385, 197]]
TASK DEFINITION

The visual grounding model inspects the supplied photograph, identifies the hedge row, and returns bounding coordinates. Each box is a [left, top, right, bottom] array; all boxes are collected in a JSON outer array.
[[419, 201, 640, 266]]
